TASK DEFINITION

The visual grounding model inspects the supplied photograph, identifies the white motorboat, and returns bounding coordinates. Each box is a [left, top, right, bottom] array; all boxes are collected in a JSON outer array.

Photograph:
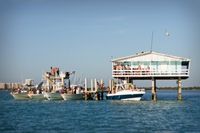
[[43, 91, 63, 100], [106, 83, 145, 101], [10, 91, 29, 100], [28, 82, 46, 100], [28, 93, 46, 100], [60, 93, 84, 100], [60, 85, 84, 100], [42, 67, 71, 100], [10, 79, 34, 100]]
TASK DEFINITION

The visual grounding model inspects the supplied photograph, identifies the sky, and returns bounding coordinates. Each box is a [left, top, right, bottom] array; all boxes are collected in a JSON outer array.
[[0, 0, 200, 87]]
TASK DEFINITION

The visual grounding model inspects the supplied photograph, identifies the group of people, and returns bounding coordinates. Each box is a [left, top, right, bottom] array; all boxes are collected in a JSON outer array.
[[45, 67, 60, 78], [11, 87, 23, 93], [50, 67, 60, 76], [113, 64, 131, 70], [113, 64, 151, 75], [107, 83, 142, 94], [12, 87, 43, 94], [60, 86, 83, 94], [28, 88, 43, 94]]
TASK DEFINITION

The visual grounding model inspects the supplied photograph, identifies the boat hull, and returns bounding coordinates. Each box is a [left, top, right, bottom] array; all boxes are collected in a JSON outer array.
[[106, 90, 145, 101], [28, 94, 47, 100], [106, 94, 144, 101], [11, 93, 30, 100], [61, 93, 84, 100], [43, 92, 63, 100]]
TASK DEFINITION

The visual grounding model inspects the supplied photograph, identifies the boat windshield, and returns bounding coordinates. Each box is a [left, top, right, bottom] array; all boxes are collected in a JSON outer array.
[[116, 83, 135, 91]]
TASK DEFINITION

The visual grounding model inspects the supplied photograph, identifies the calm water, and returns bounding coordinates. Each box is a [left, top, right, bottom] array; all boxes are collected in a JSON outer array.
[[0, 90, 200, 133]]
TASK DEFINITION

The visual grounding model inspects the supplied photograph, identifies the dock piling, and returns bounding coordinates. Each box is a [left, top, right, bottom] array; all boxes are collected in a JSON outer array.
[[111, 80, 114, 94], [177, 78, 182, 100], [94, 79, 98, 92], [91, 79, 93, 92], [109, 80, 112, 93], [152, 78, 157, 101], [94, 79, 99, 100], [84, 78, 87, 100]]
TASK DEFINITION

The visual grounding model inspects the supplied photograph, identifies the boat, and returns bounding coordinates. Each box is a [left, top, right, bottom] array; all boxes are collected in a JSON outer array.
[[43, 91, 63, 100], [10, 90, 29, 100], [42, 67, 72, 100], [27, 82, 46, 100], [60, 85, 84, 100], [28, 93, 46, 100], [60, 93, 84, 100], [106, 83, 145, 101], [42, 81, 64, 101], [10, 79, 34, 100]]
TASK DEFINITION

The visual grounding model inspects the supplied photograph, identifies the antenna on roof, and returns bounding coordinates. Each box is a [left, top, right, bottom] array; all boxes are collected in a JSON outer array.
[[150, 31, 154, 53]]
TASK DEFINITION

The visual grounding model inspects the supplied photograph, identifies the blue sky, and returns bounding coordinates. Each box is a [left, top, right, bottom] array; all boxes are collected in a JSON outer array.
[[0, 0, 200, 87]]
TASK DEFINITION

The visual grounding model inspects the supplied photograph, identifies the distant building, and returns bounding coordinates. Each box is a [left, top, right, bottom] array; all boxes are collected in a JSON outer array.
[[112, 51, 190, 80], [0, 83, 6, 89], [0, 83, 22, 90]]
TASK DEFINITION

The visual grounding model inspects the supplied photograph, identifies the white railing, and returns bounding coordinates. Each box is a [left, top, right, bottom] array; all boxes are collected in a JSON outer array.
[[112, 69, 189, 77]]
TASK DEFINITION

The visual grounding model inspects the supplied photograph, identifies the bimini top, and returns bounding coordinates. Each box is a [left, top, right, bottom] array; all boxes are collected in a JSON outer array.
[[112, 51, 190, 62]]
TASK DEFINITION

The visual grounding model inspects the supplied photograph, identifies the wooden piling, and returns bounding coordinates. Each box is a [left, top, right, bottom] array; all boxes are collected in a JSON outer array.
[[177, 78, 182, 100], [100, 79, 103, 100], [94, 79, 99, 100], [152, 78, 157, 101], [84, 78, 87, 100], [94, 78, 97, 92], [109, 80, 112, 93], [111, 80, 114, 94], [91, 79, 93, 92], [85, 78, 87, 92], [68, 79, 71, 89]]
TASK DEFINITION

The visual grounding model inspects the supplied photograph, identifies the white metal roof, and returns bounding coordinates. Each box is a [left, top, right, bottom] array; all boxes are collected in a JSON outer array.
[[112, 51, 190, 62]]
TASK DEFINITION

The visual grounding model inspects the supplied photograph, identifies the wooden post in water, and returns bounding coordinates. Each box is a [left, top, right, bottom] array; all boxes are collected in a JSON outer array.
[[91, 79, 93, 92], [101, 79, 104, 100], [109, 80, 112, 93], [111, 80, 114, 94], [177, 78, 182, 100], [84, 78, 87, 100], [94, 78, 100, 100], [68, 79, 71, 89], [151, 78, 157, 101], [94, 79, 97, 92]]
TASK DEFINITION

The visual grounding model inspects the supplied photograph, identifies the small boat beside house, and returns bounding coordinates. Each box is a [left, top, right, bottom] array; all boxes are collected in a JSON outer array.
[[106, 82, 145, 101]]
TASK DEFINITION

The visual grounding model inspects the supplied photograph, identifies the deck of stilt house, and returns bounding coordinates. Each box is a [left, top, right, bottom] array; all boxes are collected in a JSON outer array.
[[111, 51, 190, 100]]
